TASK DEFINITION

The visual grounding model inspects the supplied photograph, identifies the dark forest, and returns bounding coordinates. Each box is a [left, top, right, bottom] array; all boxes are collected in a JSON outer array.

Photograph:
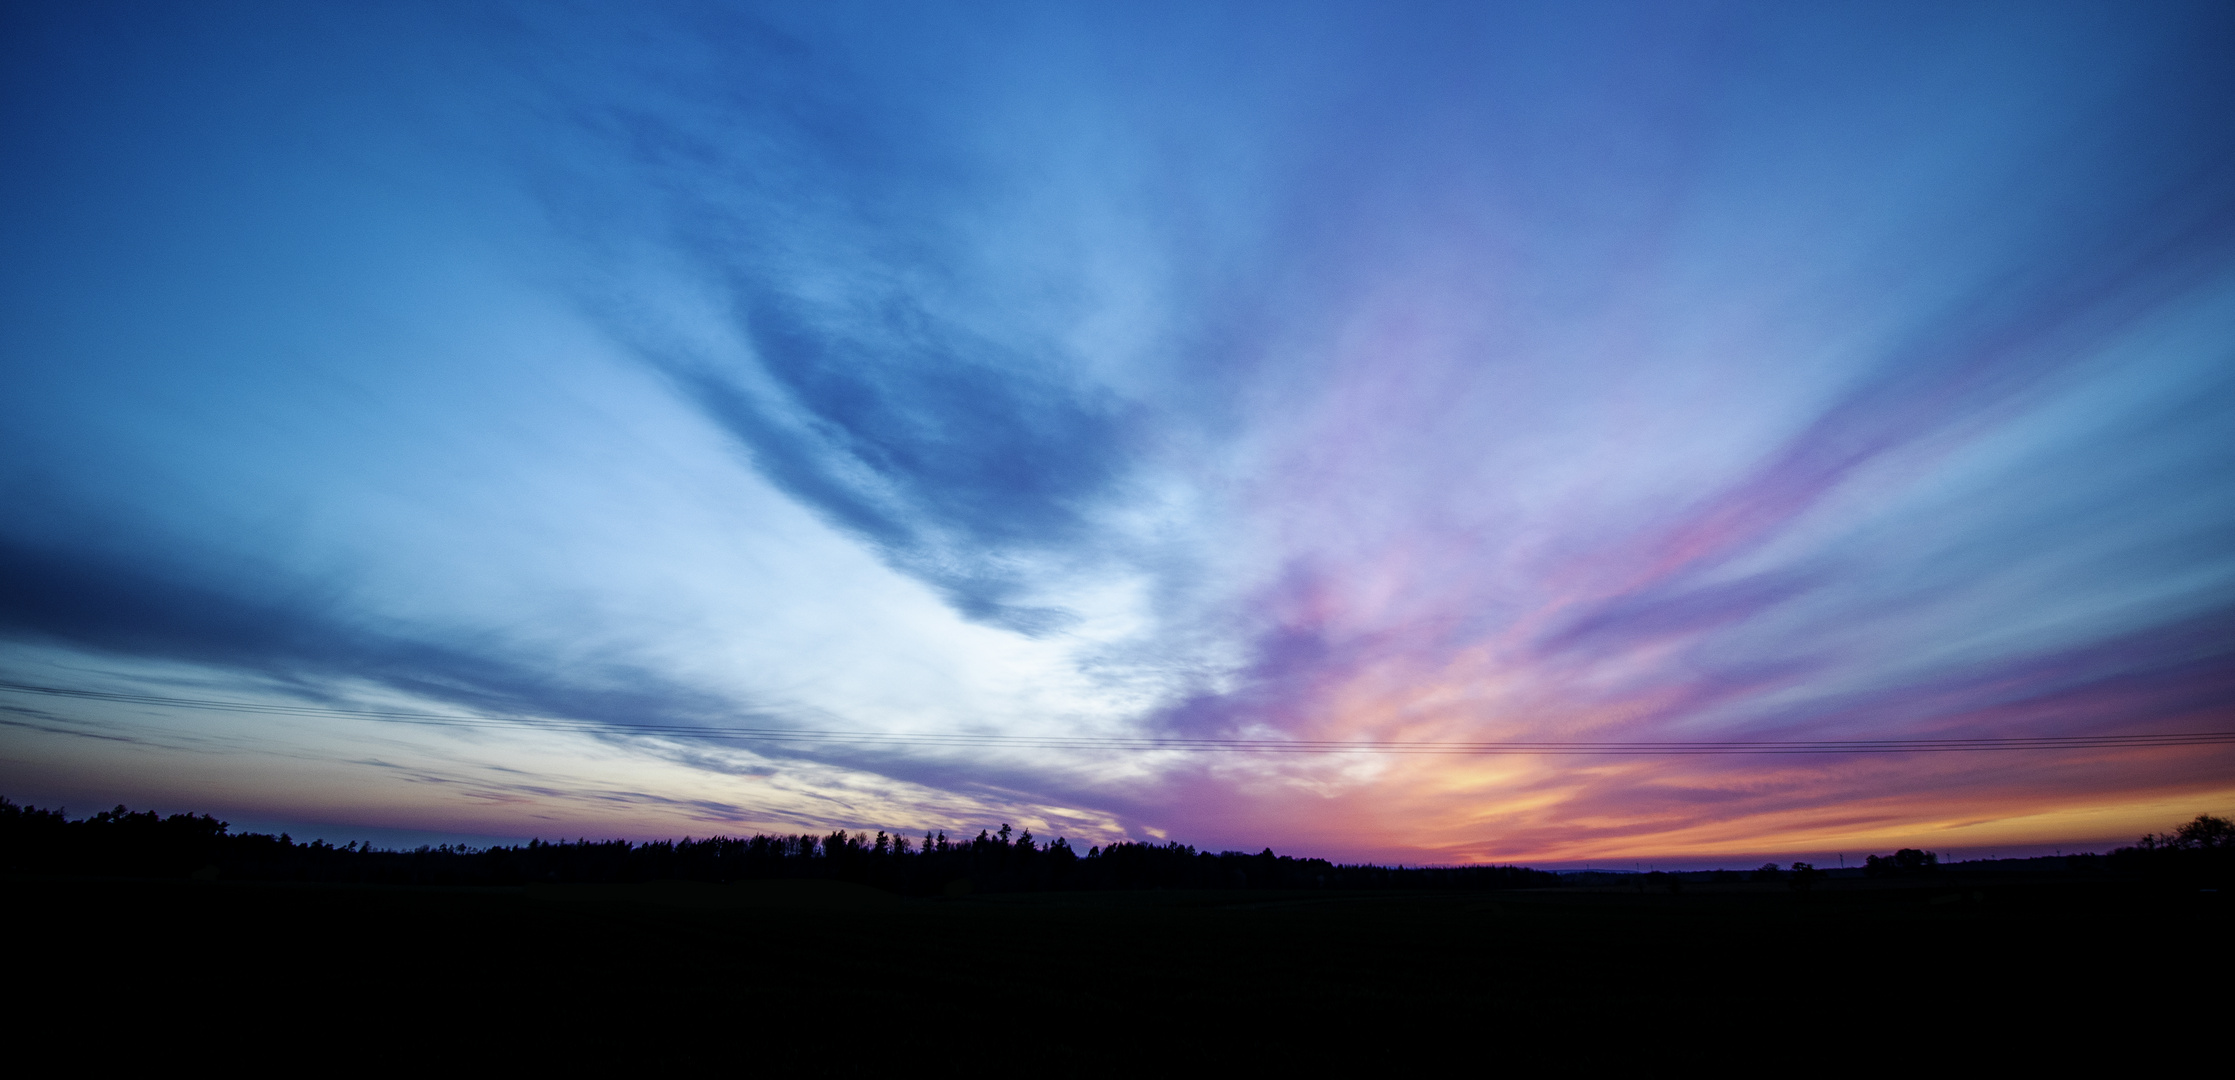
[[0, 797, 1561, 893], [8, 795, 2227, 1065], [7, 796, 2227, 893]]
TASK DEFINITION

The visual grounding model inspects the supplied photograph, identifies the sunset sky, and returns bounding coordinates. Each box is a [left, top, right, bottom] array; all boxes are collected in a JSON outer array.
[[4, 2, 2232, 867]]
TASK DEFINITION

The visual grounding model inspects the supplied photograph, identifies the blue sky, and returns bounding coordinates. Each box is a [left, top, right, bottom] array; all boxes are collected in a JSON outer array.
[[3, 2, 2232, 864]]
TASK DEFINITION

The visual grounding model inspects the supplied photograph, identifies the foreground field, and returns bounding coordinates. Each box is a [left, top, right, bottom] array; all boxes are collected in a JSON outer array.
[[10, 872, 2221, 1063]]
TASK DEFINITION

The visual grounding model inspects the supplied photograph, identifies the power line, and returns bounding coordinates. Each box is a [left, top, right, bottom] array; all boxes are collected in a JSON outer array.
[[4, 679, 2230, 755]]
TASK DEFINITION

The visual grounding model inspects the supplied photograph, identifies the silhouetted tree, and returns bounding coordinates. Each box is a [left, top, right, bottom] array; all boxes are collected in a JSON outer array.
[[2139, 814, 2233, 851], [2113, 813, 2234, 885], [1863, 848, 1939, 877]]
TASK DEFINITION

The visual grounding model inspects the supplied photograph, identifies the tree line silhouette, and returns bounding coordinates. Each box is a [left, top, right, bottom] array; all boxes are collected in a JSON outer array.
[[1855, 815, 2232, 885], [0, 798, 1553, 894], [7, 797, 2223, 893]]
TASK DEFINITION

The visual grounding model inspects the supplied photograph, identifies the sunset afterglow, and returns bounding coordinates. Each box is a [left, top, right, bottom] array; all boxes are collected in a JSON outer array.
[[4, 2, 2232, 865]]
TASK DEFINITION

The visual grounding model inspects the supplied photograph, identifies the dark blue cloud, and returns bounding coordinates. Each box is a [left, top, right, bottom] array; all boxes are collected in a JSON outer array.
[[666, 294, 1135, 631], [1539, 573, 1820, 657], [0, 535, 748, 739], [0, 536, 1141, 812], [478, 7, 1161, 632]]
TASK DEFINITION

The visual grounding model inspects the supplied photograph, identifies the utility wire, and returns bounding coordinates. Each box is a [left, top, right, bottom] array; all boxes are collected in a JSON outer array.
[[4, 679, 2230, 755]]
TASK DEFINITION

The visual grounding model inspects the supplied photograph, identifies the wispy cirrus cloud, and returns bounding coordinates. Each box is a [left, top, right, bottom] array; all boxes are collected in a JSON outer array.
[[2, 2, 2232, 859]]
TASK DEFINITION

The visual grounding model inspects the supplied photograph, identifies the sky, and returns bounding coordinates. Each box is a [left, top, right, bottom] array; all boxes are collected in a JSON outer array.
[[3, 1, 2232, 867]]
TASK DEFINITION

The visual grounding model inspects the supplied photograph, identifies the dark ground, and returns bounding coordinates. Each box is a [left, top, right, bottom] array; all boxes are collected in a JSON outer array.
[[7, 872, 2222, 1065]]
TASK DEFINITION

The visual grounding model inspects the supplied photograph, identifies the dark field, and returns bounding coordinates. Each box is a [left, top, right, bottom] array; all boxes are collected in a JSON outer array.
[[10, 872, 2222, 1062]]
